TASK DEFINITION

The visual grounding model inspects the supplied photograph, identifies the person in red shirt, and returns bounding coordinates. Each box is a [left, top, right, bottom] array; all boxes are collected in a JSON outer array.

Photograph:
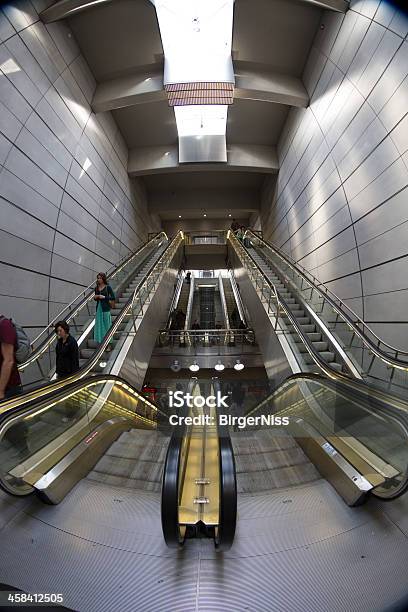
[[0, 316, 22, 400]]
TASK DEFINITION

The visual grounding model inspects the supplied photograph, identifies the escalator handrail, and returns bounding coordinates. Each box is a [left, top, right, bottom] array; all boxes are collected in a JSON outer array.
[[229, 231, 359, 380], [161, 420, 187, 548], [243, 228, 408, 368], [18, 231, 168, 370], [0, 373, 167, 424], [1, 232, 184, 412], [215, 409, 237, 551]]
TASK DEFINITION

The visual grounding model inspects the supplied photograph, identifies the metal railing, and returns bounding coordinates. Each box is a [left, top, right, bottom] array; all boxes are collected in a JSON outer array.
[[157, 328, 255, 351], [184, 230, 227, 245]]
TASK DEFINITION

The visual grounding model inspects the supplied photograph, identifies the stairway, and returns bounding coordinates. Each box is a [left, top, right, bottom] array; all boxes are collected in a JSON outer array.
[[248, 248, 344, 373], [86, 428, 170, 492]]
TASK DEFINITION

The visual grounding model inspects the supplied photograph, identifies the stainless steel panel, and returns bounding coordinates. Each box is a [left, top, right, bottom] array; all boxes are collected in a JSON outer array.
[[179, 134, 227, 164]]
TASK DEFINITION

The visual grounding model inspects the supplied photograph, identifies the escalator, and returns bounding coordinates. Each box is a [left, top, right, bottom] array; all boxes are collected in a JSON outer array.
[[0, 374, 167, 502], [221, 275, 239, 327], [1, 231, 184, 412], [0, 337, 407, 611], [16, 232, 169, 391], [231, 371, 408, 504], [229, 229, 408, 395], [161, 378, 237, 551]]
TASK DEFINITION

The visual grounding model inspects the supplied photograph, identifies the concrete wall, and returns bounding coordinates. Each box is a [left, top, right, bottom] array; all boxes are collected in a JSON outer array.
[[261, 0, 408, 349], [0, 0, 160, 339]]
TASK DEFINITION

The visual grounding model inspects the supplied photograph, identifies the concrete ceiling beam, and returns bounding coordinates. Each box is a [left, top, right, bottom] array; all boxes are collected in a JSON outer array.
[[296, 0, 348, 12], [92, 66, 166, 113], [41, 0, 114, 22], [92, 61, 309, 112], [128, 144, 279, 176]]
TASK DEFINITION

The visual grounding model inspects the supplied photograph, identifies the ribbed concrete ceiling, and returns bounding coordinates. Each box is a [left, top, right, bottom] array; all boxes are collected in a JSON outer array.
[[63, 0, 326, 221]]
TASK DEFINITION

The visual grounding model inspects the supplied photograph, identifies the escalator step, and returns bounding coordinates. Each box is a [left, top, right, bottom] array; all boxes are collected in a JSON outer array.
[[300, 323, 316, 334], [319, 351, 336, 362], [306, 332, 322, 342]]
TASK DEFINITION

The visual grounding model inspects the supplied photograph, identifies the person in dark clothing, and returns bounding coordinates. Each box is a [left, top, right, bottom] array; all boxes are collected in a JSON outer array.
[[176, 309, 186, 329], [191, 320, 201, 330], [55, 321, 80, 379], [0, 315, 22, 400], [185, 271, 191, 285], [230, 219, 240, 232]]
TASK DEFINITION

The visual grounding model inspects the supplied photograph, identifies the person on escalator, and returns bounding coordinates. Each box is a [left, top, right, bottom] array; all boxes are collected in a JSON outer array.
[[0, 315, 22, 400], [230, 219, 240, 232], [54, 321, 79, 379], [94, 272, 115, 351], [185, 271, 191, 285]]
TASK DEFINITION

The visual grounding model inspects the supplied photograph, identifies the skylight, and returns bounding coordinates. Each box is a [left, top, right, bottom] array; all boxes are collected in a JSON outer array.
[[152, 0, 235, 154]]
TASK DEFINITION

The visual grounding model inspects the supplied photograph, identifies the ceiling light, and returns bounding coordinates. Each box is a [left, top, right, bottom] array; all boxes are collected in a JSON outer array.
[[203, 213, 207, 217], [214, 360, 225, 372], [228, 214, 231, 217], [234, 359, 244, 371], [99, 361, 107, 368], [189, 361, 200, 372], [178, 215, 182, 218], [171, 359, 181, 372]]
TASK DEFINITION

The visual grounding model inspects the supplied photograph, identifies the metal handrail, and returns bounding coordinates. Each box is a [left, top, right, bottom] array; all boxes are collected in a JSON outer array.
[[18, 231, 168, 371], [244, 229, 408, 369], [1, 232, 184, 413], [229, 231, 357, 381]]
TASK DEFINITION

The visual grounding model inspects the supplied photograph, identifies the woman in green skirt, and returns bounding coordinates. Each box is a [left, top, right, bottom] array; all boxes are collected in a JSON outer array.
[[94, 273, 115, 350]]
